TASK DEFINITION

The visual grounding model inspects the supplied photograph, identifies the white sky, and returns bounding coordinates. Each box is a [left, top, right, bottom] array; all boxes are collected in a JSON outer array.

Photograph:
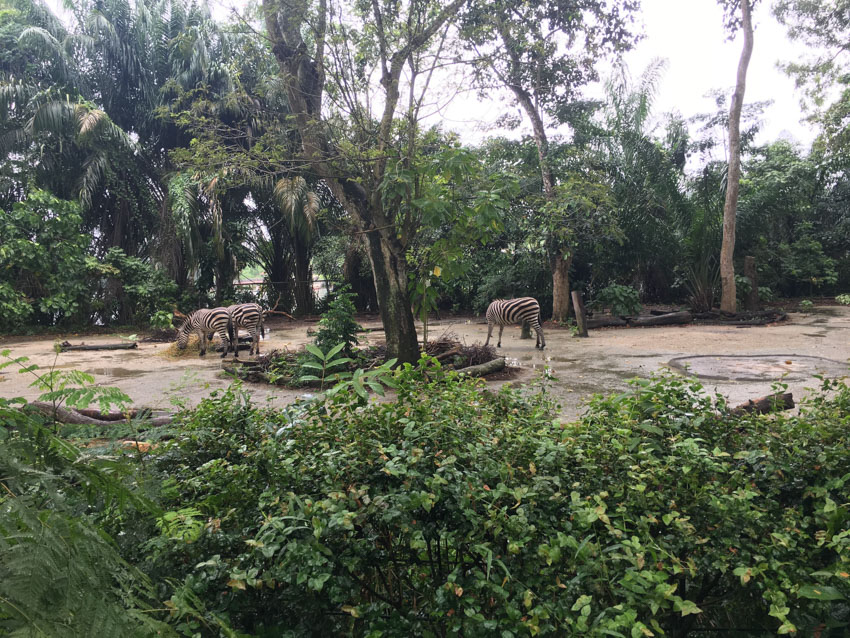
[[432, 0, 818, 150], [626, 0, 817, 147]]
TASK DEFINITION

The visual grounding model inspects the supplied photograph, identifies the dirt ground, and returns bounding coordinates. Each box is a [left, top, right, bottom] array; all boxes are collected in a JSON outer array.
[[1, 306, 848, 421]]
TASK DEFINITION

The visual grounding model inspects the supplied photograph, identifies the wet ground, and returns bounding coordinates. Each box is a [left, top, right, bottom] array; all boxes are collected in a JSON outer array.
[[1, 306, 848, 421]]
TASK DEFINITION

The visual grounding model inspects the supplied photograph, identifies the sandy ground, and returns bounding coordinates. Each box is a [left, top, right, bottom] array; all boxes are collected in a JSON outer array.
[[1, 307, 848, 421]]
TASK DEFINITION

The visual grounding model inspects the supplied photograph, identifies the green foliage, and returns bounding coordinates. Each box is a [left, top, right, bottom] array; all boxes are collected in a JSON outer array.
[[799, 299, 814, 311], [837, 293, 850, 305], [124, 362, 850, 636], [777, 222, 839, 293], [0, 190, 89, 328], [0, 190, 177, 330], [593, 283, 642, 316], [150, 310, 175, 330], [0, 382, 170, 635], [312, 285, 362, 358], [298, 343, 354, 390]]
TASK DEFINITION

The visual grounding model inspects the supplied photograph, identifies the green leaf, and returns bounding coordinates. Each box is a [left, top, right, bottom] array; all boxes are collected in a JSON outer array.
[[797, 585, 844, 601], [305, 344, 326, 361]]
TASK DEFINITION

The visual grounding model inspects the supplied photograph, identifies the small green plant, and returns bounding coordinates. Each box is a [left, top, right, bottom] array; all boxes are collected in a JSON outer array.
[[799, 299, 814, 311], [149, 310, 174, 330], [759, 286, 776, 302], [298, 343, 353, 390], [594, 283, 642, 316], [836, 293, 850, 305], [313, 285, 361, 357], [326, 357, 398, 401], [1, 349, 131, 419]]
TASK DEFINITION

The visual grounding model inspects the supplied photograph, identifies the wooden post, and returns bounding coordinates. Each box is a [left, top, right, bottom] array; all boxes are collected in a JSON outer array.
[[520, 321, 532, 339], [744, 256, 759, 311], [571, 291, 588, 337]]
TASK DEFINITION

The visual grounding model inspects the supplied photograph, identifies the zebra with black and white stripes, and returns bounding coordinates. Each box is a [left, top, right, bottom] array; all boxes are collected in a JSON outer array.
[[176, 307, 234, 358], [226, 303, 265, 358], [484, 297, 545, 349]]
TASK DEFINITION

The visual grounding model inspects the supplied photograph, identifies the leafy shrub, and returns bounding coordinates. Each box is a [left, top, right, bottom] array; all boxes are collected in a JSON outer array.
[[593, 283, 642, 316], [799, 299, 814, 311], [132, 363, 849, 636], [312, 285, 362, 357], [0, 190, 89, 329], [836, 293, 850, 305], [150, 310, 175, 330]]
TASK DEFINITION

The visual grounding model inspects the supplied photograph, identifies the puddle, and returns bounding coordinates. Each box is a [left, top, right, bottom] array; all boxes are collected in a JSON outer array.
[[84, 367, 150, 379], [668, 354, 849, 382]]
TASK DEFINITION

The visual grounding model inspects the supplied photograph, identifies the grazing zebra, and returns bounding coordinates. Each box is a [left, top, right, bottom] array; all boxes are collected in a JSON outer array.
[[484, 297, 545, 349], [176, 307, 234, 358], [226, 303, 265, 358]]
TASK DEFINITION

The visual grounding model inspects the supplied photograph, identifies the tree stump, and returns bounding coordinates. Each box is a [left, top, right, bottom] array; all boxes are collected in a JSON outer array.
[[571, 291, 588, 337], [744, 255, 759, 311]]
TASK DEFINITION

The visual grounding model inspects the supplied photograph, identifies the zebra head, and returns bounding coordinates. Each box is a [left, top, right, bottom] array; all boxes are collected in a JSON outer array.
[[176, 316, 193, 350]]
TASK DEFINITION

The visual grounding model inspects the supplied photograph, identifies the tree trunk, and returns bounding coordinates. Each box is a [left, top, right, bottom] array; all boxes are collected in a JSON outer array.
[[719, 0, 754, 313], [363, 229, 420, 364], [731, 392, 794, 416], [551, 253, 572, 322], [293, 237, 314, 316]]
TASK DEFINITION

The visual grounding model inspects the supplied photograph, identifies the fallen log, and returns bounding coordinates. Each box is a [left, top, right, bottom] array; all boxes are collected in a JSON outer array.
[[587, 316, 628, 329], [629, 311, 693, 327], [456, 357, 505, 378], [59, 341, 138, 351], [25, 401, 172, 426], [74, 407, 151, 421], [731, 392, 795, 416]]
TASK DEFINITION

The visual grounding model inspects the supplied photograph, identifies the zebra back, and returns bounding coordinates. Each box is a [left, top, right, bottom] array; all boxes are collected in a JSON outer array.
[[486, 297, 541, 327], [227, 303, 263, 330]]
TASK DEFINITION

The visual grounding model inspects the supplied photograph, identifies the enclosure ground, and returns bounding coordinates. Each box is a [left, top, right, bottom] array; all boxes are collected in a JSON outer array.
[[1, 307, 848, 420]]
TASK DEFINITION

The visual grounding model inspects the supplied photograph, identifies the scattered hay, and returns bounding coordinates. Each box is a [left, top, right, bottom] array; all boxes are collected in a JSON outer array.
[[159, 334, 202, 358]]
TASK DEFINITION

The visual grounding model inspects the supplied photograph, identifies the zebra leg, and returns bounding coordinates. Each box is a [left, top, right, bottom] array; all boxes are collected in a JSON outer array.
[[199, 331, 207, 357], [253, 328, 260, 356], [535, 325, 545, 349], [484, 322, 494, 347], [497, 325, 504, 348], [220, 328, 230, 359]]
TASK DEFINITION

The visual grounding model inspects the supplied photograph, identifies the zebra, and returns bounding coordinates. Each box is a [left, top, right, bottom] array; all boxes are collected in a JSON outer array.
[[225, 303, 265, 358], [484, 297, 545, 349], [176, 307, 235, 358]]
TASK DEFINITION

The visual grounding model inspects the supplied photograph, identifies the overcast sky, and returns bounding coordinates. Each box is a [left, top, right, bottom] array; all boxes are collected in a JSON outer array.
[[627, 0, 816, 146], [429, 0, 818, 150]]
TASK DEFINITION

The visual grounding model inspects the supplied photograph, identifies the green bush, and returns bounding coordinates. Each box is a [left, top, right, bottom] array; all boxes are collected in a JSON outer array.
[[593, 283, 642, 316], [836, 293, 850, 305], [132, 363, 849, 636], [312, 285, 362, 357]]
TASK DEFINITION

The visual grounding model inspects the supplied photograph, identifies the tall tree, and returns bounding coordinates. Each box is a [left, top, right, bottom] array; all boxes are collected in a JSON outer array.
[[719, 0, 755, 313], [261, 0, 471, 362], [460, 0, 639, 321], [774, 0, 850, 169]]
